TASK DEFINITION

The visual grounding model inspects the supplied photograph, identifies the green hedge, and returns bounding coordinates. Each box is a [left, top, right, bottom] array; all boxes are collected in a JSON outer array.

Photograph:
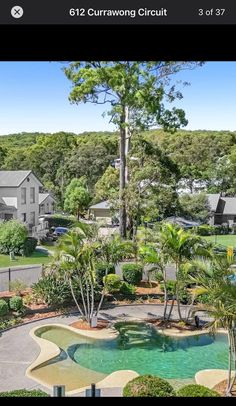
[[0, 220, 28, 255], [123, 375, 175, 397], [177, 384, 220, 397], [120, 281, 136, 295], [95, 262, 115, 285], [0, 299, 9, 317], [0, 389, 49, 397], [23, 237, 37, 256], [122, 263, 143, 285], [9, 296, 23, 312], [103, 274, 122, 293], [47, 215, 76, 229]]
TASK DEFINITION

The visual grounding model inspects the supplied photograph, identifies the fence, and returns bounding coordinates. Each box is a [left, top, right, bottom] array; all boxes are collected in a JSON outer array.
[[0, 264, 43, 292]]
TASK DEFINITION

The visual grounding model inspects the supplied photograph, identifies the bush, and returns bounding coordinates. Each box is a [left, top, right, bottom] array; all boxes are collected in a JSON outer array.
[[196, 293, 212, 305], [23, 237, 37, 256], [0, 389, 49, 397], [0, 299, 9, 317], [95, 262, 115, 285], [32, 272, 72, 306], [9, 296, 23, 312], [47, 215, 76, 229], [122, 263, 143, 285], [0, 220, 28, 255], [195, 225, 215, 236], [104, 274, 122, 293], [160, 280, 176, 297], [120, 282, 136, 295], [9, 280, 27, 296], [177, 384, 220, 397], [0, 317, 22, 331], [123, 375, 175, 397]]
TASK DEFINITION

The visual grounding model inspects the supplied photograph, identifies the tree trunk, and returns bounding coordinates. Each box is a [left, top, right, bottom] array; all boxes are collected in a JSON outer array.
[[79, 278, 89, 323], [167, 298, 175, 321], [162, 273, 168, 321], [69, 278, 85, 320], [226, 329, 233, 396], [119, 107, 127, 239]]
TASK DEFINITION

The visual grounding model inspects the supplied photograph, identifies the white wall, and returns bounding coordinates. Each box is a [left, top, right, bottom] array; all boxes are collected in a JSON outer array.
[[17, 174, 41, 226], [39, 195, 55, 215]]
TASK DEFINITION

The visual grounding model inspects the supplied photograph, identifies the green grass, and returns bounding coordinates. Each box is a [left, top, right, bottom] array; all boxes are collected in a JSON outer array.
[[0, 250, 52, 268], [204, 234, 236, 247]]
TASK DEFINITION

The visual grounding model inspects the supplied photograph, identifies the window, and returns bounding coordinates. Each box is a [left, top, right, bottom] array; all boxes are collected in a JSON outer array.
[[30, 212, 35, 226], [21, 187, 26, 204], [40, 204, 45, 214], [21, 213, 26, 222], [30, 187, 35, 203]]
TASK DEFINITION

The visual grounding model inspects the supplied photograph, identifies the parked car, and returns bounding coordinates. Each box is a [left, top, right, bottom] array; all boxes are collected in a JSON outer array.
[[52, 227, 69, 238]]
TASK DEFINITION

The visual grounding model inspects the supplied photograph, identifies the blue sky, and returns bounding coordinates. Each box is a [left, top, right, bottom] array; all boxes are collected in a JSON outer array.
[[0, 61, 235, 135]]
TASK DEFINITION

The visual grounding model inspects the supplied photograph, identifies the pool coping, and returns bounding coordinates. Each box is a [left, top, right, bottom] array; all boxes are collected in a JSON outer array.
[[26, 323, 138, 396]]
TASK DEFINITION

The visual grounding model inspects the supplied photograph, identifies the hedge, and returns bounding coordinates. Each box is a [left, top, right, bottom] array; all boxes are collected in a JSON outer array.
[[103, 274, 122, 293], [23, 237, 37, 256], [9, 296, 23, 312], [47, 215, 76, 229], [95, 262, 115, 285], [122, 263, 143, 285], [0, 299, 9, 317], [0, 389, 49, 397], [123, 375, 175, 397], [177, 384, 220, 397]]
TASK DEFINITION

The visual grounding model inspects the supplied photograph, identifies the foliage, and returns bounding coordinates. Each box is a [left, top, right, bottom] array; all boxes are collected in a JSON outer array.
[[160, 280, 176, 297], [64, 177, 91, 218], [0, 220, 28, 255], [177, 384, 220, 397], [122, 263, 143, 285], [23, 237, 38, 256], [47, 215, 76, 229], [195, 225, 215, 236], [9, 280, 27, 296], [178, 193, 210, 223], [120, 281, 136, 295], [103, 274, 122, 293], [123, 375, 175, 397], [32, 270, 72, 306], [0, 389, 49, 397], [0, 299, 9, 317], [9, 296, 23, 312], [95, 166, 119, 201], [0, 317, 22, 331], [95, 262, 115, 285]]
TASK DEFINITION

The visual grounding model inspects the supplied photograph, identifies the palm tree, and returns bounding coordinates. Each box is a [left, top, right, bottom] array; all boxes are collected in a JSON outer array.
[[157, 223, 210, 321], [190, 256, 236, 396]]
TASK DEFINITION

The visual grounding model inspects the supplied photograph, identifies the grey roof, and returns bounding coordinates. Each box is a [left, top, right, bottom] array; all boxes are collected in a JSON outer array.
[[0, 171, 32, 187], [221, 197, 236, 215], [206, 194, 220, 212], [164, 216, 200, 227], [89, 200, 111, 210], [1, 197, 17, 209], [39, 193, 56, 205]]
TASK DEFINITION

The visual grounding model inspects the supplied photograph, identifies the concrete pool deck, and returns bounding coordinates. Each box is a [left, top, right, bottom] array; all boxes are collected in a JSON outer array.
[[0, 304, 211, 396]]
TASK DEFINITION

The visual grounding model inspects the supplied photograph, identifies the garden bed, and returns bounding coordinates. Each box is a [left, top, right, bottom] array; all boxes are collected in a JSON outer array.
[[70, 319, 109, 331], [213, 379, 236, 397]]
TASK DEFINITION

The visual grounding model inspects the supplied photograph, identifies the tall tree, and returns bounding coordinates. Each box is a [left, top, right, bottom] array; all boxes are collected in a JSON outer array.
[[64, 62, 202, 237], [64, 177, 91, 219]]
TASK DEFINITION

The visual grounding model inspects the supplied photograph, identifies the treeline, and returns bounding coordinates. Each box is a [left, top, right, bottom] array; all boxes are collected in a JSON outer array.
[[1, 129, 236, 209]]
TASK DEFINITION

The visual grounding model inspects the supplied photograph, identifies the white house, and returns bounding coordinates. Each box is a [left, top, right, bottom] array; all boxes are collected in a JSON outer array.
[[39, 193, 56, 215], [89, 200, 112, 220]]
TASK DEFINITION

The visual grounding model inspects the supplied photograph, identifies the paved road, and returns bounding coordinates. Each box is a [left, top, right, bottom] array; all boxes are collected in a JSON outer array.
[[0, 304, 209, 396]]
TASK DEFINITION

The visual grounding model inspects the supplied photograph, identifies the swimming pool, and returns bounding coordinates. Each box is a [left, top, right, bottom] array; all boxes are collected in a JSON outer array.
[[30, 322, 228, 391]]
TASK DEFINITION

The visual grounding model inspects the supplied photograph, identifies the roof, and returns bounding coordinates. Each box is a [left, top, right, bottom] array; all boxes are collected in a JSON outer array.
[[164, 216, 200, 227], [0, 197, 17, 209], [39, 193, 56, 205], [206, 194, 221, 212], [221, 197, 236, 215], [89, 200, 111, 210], [0, 171, 42, 187]]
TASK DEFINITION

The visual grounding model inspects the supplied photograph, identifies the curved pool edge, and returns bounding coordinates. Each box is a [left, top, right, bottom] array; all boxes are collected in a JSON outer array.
[[195, 369, 234, 389], [26, 323, 138, 395]]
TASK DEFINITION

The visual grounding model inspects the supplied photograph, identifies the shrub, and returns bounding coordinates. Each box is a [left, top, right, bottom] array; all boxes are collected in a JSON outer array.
[[160, 280, 176, 297], [196, 293, 212, 305], [153, 271, 163, 283], [23, 237, 37, 256], [9, 296, 23, 312], [0, 317, 22, 331], [47, 215, 76, 229], [120, 281, 136, 295], [122, 263, 143, 285], [0, 389, 49, 397], [195, 225, 215, 236], [123, 375, 175, 397], [103, 274, 122, 293], [178, 287, 191, 304], [0, 299, 9, 317], [95, 262, 115, 285], [177, 384, 220, 397], [32, 272, 72, 306], [9, 280, 27, 296], [0, 220, 28, 255]]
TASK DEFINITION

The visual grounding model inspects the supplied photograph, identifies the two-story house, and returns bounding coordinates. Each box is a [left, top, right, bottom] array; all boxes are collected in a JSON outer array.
[[0, 170, 42, 229]]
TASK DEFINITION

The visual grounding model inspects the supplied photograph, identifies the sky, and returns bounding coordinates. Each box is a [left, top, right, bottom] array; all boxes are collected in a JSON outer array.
[[0, 61, 236, 135]]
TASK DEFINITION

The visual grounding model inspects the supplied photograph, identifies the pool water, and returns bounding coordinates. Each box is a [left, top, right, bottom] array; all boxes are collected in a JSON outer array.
[[35, 322, 228, 386]]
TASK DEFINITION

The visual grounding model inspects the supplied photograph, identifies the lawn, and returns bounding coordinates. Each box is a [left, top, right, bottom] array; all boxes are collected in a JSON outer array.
[[204, 234, 236, 248], [0, 250, 52, 268]]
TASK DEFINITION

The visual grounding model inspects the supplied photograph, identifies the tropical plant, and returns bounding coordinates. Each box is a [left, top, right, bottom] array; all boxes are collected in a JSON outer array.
[[120, 281, 136, 295], [122, 263, 143, 285], [32, 269, 72, 306], [123, 375, 175, 397], [103, 274, 122, 294], [95, 262, 115, 285]]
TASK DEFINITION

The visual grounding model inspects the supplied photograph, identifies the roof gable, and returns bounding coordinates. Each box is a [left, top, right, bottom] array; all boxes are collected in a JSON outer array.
[[0, 171, 42, 187]]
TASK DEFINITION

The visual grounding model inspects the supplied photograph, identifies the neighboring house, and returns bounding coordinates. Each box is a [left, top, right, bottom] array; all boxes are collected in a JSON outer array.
[[164, 216, 200, 229], [89, 200, 112, 219], [39, 193, 56, 215], [207, 193, 236, 225]]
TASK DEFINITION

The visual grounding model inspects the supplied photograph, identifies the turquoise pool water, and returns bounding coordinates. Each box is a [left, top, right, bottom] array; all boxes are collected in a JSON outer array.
[[72, 322, 228, 379], [36, 322, 228, 381]]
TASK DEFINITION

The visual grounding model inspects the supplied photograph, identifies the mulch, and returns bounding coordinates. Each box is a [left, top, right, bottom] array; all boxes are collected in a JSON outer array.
[[213, 379, 236, 397], [70, 318, 110, 330]]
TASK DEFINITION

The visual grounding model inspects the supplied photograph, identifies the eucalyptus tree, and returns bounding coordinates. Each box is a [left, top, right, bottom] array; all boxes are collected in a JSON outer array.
[[189, 256, 236, 396], [64, 61, 202, 238]]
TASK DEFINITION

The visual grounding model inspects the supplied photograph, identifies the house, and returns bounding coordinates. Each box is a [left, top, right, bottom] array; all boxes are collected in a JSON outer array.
[[164, 216, 200, 229], [207, 193, 236, 226], [39, 193, 56, 215], [0, 170, 52, 238], [89, 200, 112, 220]]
